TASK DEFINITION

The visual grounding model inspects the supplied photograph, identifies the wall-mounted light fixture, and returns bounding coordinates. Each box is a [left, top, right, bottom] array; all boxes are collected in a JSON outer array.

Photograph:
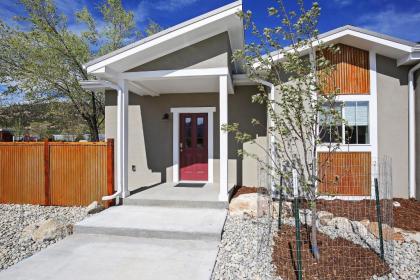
[[162, 113, 169, 120]]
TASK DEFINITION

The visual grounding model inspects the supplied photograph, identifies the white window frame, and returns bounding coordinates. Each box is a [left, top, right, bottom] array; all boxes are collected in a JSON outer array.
[[170, 107, 216, 184]]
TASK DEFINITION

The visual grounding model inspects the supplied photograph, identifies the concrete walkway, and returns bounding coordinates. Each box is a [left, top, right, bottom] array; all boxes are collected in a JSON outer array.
[[0, 184, 228, 280], [0, 234, 220, 280]]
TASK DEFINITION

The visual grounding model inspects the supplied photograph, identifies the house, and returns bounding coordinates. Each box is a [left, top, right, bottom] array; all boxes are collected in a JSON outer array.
[[81, 1, 420, 201]]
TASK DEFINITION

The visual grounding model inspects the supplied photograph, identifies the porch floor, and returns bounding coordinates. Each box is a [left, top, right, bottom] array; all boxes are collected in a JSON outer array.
[[125, 182, 233, 209]]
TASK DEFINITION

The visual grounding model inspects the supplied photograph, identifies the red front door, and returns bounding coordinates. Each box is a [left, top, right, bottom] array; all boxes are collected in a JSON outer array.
[[180, 113, 208, 181]]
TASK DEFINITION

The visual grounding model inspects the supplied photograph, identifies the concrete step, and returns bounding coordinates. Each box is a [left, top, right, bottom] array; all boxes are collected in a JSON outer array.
[[123, 197, 228, 209], [74, 205, 227, 241]]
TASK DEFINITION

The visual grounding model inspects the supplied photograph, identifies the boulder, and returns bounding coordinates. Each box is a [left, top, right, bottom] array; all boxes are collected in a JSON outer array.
[[393, 201, 401, 207], [272, 201, 292, 218], [299, 209, 312, 225], [32, 219, 65, 242], [20, 224, 38, 242], [229, 193, 270, 218], [86, 201, 104, 214], [393, 232, 405, 242], [360, 219, 370, 227], [327, 217, 352, 232], [351, 221, 370, 237], [318, 211, 334, 226], [405, 231, 420, 243], [367, 222, 394, 241]]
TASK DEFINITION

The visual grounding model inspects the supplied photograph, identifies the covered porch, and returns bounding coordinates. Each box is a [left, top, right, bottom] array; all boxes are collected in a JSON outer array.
[[81, 68, 243, 202]]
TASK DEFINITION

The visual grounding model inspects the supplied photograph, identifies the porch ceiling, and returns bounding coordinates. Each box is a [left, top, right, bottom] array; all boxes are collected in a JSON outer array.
[[131, 76, 221, 94]]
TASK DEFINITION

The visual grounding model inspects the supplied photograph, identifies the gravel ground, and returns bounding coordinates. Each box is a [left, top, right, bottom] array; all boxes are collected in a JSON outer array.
[[372, 240, 420, 280], [214, 211, 420, 280], [0, 204, 88, 271], [212, 215, 281, 280]]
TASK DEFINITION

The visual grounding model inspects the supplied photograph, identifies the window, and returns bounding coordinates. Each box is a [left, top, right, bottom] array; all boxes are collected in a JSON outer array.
[[344, 101, 369, 144], [320, 101, 369, 145]]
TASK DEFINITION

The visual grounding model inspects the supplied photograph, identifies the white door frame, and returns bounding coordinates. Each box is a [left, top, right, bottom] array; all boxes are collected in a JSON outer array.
[[171, 107, 216, 183]]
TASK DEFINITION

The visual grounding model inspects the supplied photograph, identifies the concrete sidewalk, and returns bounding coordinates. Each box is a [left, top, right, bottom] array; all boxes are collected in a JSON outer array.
[[0, 234, 220, 280], [0, 201, 227, 280]]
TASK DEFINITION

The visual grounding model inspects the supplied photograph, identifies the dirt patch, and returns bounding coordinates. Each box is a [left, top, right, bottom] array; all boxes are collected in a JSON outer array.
[[230, 186, 267, 199], [272, 225, 390, 280], [393, 198, 420, 232], [300, 198, 420, 232]]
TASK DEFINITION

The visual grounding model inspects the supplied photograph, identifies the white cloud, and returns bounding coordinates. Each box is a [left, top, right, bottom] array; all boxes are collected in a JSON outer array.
[[358, 6, 420, 42], [332, 0, 353, 7], [155, 0, 199, 12], [134, 0, 199, 23]]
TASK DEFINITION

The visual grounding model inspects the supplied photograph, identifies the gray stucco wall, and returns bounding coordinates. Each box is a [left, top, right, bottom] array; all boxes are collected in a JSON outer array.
[[105, 86, 267, 190], [376, 55, 410, 198], [127, 32, 232, 72]]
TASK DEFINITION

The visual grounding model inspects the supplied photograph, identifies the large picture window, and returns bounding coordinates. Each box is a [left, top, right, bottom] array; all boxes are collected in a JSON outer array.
[[320, 101, 369, 145]]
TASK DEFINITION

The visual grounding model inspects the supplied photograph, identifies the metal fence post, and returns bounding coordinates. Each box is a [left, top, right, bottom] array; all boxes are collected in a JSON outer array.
[[374, 178, 385, 260], [278, 176, 283, 230], [293, 170, 302, 280]]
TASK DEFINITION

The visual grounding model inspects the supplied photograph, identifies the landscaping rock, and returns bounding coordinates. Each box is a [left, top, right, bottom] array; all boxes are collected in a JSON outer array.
[[393, 201, 401, 207], [327, 217, 352, 232], [360, 219, 370, 227], [350, 220, 370, 238], [404, 231, 420, 243], [272, 201, 292, 218], [229, 193, 270, 218], [367, 222, 394, 241], [318, 211, 334, 226], [0, 204, 87, 271], [299, 209, 312, 225], [86, 201, 104, 214], [31, 219, 65, 242]]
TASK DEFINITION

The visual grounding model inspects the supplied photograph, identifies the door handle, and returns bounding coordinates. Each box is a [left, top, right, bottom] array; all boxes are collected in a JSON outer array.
[[179, 142, 183, 152]]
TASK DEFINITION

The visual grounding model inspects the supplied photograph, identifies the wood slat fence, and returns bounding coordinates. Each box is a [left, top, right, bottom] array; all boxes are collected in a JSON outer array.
[[0, 139, 114, 207]]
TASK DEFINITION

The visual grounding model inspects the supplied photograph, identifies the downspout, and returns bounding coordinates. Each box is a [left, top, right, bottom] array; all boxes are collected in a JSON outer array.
[[257, 80, 276, 193], [94, 80, 124, 201], [408, 63, 420, 198]]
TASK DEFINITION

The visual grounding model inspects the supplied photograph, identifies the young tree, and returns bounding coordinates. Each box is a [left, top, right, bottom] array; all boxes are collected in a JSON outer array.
[[228, 0, 343, 260], [0, 0, 162, 141]]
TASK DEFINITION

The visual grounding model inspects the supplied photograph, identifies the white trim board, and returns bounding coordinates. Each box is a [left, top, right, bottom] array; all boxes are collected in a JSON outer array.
[[170, 107, 216, 183]]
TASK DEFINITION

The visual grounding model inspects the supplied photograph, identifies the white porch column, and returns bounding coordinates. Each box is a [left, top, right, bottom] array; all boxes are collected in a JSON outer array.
[[219, 75, 229, 201], [118, 79, 130, 198]]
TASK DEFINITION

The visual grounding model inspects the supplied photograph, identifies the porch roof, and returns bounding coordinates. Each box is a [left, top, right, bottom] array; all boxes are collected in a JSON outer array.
[[83, 1, 244, 74]]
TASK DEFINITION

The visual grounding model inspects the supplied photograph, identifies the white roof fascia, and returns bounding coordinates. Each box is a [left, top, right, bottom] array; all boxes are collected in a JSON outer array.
[[398, 52, 420, 66], [85, 1, 243, 74], [261, 26, 416, 68]]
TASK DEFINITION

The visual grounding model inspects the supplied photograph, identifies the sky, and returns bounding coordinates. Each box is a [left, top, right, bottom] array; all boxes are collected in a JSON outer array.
[[0, 0, 419, 44]]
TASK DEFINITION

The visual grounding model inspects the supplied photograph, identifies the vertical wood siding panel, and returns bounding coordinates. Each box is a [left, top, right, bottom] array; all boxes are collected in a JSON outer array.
[[318, 152, 371, 196], [319, 44, 370, 95]]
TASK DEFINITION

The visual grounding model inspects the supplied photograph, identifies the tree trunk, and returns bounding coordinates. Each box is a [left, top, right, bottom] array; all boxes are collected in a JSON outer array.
[[310, 201, 320, 260], [89, 123, 100, 142]]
